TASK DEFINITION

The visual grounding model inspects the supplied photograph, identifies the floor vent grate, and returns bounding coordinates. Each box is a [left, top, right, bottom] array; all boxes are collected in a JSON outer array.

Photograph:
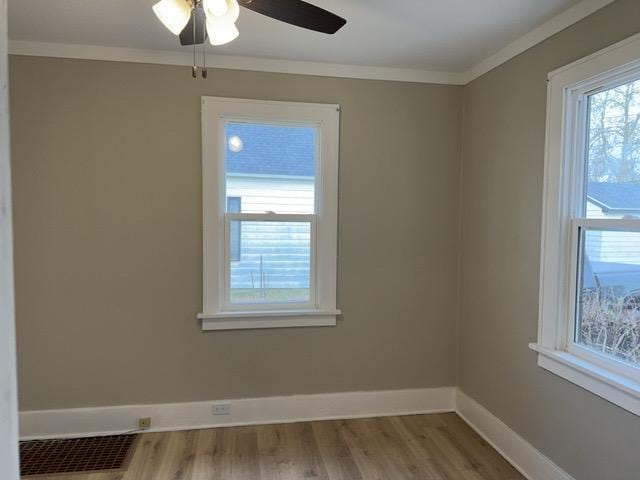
[[20, 434, 138, 476]]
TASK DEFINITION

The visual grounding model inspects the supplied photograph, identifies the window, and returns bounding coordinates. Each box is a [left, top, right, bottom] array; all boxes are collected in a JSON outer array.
[[535, 33, 640, 416], [198, 97, 340, 330]]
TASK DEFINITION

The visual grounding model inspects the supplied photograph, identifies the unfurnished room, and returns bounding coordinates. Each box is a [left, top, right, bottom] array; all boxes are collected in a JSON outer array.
[[1, 1, 640, 479]]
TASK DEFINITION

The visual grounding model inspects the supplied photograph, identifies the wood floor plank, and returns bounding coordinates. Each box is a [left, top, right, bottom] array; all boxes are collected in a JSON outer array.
[[123, 431, 170, 480], [333, 418, 391, 480], [153, 430, 198, 480], [257, 423, 297, 480], [285, 421, 331, 480], [22, 414, 525, 480], [366, 416, 441, 480], [425, 424, 476, 472], [439, 414, 522, 480], [312, 420, 363, 480], [390, 415, 459, 480], [228, 426, 260, 479], [189, 428, 217, 480], [350, 418, 407, 479], [210, 425, 235, 480]]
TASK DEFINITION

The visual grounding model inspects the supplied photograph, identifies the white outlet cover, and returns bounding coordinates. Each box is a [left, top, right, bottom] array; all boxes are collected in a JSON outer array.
[[212, 403, 231, 415]]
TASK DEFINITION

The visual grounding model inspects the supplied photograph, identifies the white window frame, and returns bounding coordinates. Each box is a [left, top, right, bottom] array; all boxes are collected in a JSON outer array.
[[533, 32, 640, 416], [198, 97, 341, 331]]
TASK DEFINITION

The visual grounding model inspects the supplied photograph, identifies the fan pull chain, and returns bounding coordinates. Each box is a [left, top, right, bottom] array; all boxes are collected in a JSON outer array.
[[188, 1, 207, 79], [202, 42, 208, 79], [192, 5, 197, 78]]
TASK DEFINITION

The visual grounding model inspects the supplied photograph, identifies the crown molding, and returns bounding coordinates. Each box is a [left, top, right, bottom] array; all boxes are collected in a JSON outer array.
[[8, 40, 466, 85], [8, 0, 617, 87], [464, 0, 616, 83]]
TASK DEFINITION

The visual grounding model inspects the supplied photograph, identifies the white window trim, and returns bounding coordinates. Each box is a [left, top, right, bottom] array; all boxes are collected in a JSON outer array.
[[533, 32, 640, 416], [198, 97, 341, 331]]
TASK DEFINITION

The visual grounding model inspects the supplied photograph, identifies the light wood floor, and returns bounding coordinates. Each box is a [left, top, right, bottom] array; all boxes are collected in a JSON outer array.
[[26, 413, 524, 480]]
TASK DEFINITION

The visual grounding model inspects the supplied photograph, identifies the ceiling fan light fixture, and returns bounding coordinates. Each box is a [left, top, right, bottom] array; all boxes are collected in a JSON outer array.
[[203, 0, 229, 18], [205, 0, 239, 25], [152, 0, 192, 35], [207, 20, 239, 45], [150, 0, 346, 77]]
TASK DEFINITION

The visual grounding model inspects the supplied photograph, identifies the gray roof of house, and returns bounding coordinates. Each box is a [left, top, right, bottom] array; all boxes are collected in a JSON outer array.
[[225, 123, 315, 177], [588, 182, 640, 212]]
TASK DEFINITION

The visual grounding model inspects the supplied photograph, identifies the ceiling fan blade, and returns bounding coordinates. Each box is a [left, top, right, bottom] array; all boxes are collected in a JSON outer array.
[[238, 0, 346, 34], [179, 7, 208, 46]]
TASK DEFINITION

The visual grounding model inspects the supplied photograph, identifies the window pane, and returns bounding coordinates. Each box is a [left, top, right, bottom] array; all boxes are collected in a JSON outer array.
[[225, 122, 316, 214], [586, 80, 640, 219], [229, 221, 311, 305], [577, 228, 640, 366]]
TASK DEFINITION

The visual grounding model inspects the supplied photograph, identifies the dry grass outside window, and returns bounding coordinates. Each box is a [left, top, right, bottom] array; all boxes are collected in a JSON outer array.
[[579, 290, 640, 365]]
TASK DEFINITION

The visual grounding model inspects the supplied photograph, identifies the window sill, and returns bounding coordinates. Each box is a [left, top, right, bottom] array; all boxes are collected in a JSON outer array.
[[198, 309, 341, 331], [529, 343, 640, 417]]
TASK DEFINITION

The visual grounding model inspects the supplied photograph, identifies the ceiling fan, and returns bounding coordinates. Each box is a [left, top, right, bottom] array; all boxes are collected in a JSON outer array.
[[152, 0, 347, 77]]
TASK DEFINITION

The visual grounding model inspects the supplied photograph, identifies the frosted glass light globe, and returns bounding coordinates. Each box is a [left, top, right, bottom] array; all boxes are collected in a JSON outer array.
[[152, 0, 191, 35], [208, 21, 239, 46], [203, 0, 229, 17]]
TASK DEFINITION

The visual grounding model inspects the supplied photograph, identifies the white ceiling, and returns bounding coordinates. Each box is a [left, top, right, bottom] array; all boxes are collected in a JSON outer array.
[[9, 0, 582, 73]]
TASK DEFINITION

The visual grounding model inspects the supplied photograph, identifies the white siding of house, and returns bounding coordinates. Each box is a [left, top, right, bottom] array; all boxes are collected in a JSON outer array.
[[586, 201, 608, 219], [226, 175, 314, 292], [586, 200, 640, 265], [227, 175, 314, 214], [230, 221, 311, 289]]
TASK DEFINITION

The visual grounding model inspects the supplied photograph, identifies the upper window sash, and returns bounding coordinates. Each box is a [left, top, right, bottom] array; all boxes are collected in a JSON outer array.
[[221, 118, 321, 216]]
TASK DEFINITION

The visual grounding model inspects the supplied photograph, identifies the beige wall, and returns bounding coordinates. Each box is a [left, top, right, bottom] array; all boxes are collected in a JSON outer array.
[[458, 1, 640, 479], [10, 55, 462, 410]]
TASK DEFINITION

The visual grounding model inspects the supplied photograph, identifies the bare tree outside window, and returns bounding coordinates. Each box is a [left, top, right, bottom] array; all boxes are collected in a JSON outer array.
[[588, 80, 640, 183]]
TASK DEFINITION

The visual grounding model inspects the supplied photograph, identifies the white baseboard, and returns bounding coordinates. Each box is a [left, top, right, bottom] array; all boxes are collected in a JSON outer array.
[[455, 389, 575, 480], [19, 387, 455, 440]]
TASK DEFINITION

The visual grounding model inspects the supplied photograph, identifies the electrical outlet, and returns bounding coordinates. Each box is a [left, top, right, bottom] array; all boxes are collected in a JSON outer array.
[[212, 403, 231, 415], [138, 417, 151, 430]]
